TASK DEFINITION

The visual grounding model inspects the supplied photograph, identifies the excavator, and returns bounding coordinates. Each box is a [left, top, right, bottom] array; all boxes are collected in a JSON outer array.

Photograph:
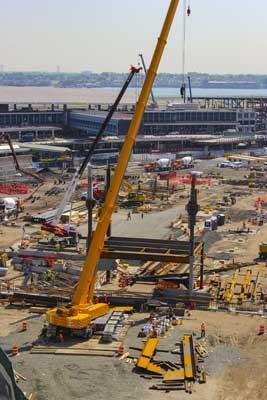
[[45, 0, 180, 338], [41, 65, 141, 239], [121, 179, 147, 206]]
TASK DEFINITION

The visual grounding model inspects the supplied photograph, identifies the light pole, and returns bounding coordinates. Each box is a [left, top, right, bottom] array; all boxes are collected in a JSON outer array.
[[186, 172, 200, 296]]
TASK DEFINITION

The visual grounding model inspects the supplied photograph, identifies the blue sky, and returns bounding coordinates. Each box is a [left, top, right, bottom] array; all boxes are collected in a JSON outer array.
[[0, 0, 266, 74]]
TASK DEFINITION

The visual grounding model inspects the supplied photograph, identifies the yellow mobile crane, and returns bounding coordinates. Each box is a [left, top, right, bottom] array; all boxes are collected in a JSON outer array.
[[46, 0, 180, 337]]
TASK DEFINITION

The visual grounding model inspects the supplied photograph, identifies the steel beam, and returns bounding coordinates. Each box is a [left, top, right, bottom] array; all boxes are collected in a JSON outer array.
[[101, 249, 191, 263]]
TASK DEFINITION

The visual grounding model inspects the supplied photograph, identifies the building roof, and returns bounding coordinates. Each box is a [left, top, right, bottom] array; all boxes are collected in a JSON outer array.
[[69, 110, 133, 120], [0, 144, 30, 155], [17, 143, 71, 153]]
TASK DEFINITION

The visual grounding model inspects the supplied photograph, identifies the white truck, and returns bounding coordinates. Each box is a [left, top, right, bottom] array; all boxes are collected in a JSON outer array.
[[182, 156, 194, 168], [0, 197, 20, 221], [156, 158, 172, 171]]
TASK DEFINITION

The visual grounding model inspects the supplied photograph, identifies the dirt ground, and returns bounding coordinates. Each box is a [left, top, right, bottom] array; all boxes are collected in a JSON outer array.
[[0, 307, 266, 400], [1, 159, 267, 399]]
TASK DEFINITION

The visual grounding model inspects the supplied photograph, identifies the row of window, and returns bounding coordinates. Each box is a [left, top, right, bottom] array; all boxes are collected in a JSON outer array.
[[143, 124, 237, 135], [0, 113, 62, 126], [144, 111, 237, 123]]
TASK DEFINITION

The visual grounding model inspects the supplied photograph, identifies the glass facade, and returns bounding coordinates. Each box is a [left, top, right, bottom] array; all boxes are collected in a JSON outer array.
[[69, 112, 119, 135], [142, 110, 238, 135], [0, 111, 63, 127]]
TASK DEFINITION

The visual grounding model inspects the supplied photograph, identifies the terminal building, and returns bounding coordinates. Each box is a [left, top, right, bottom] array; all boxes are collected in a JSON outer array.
[[0, 102, 257, 140], [0, 101, 260, 166], [68, 106, 256, 137]]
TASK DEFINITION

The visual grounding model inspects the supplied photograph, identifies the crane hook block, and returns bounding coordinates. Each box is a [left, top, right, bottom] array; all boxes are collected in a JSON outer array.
[[130, 65, 142, 73], [187, 6, 191, 16]]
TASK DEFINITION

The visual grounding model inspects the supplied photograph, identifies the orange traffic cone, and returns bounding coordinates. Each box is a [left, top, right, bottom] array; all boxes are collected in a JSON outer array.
[[117, 343, 125, 356], [259, 324, 265, 335], [22, 321, 27, 331], [12, 344, 19, 356]]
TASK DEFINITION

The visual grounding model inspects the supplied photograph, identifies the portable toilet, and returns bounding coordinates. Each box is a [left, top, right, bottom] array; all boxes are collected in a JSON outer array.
[[204, 219, 212, 231], [211, 216, 218, 231], [217, 214, 225, 226]]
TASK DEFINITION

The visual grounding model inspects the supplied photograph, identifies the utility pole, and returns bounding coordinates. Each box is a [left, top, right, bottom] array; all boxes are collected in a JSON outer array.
[[188, 75, 193, 103], [186, 173, 200, 296], [86, 163, 94, 251]]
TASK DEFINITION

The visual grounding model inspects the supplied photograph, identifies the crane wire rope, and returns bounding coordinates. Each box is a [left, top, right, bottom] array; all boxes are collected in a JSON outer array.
[[181, 0, 187, 86]]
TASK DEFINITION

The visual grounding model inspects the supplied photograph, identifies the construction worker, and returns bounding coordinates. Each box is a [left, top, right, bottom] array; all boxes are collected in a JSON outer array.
[[6, 280, 12, 293], [189, 301, 195, 311], [0, 251, 7, 268], [127, 211, 131, 221], [200, 322, 206, 338], [57, 330, 64, 343], [104, 295, 109, 304], [55, 242, 61, 252], [141, 212, 144, 220], [40, 323, 48, 338]]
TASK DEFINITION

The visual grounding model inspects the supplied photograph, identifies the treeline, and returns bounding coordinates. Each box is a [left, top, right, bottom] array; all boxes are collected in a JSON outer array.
[[0, 71, 266, 88]]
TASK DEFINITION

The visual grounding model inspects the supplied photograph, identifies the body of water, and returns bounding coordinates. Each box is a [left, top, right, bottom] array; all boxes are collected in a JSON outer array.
[[153, 87, 267, 98], [0, 86, 267, 104]]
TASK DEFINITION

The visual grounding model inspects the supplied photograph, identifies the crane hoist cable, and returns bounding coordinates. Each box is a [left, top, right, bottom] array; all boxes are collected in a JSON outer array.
[[180, 0, 191, 101]]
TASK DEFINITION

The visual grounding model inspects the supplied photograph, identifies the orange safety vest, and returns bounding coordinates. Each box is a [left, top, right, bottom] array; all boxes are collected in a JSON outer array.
[[201, 323, 205, 331]]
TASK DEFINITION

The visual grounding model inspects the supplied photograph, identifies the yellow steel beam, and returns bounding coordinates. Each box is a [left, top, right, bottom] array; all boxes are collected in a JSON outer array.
[[239, 269, 251, 300], [72, 0, 180, 306], [252, 264, 265, 299], [137, 337, 159, 370], [193, 242, 203, 257], [164, 368, 185, 382], [225, 269, 239, 302], [182, 335, 194, 380]]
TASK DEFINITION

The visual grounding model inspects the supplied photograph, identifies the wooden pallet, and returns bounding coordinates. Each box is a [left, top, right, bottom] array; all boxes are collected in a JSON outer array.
[[31, 347, 116, 357]]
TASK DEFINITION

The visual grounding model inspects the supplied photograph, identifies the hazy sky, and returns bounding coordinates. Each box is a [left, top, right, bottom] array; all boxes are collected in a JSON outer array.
[[0, 0, 266, 74]]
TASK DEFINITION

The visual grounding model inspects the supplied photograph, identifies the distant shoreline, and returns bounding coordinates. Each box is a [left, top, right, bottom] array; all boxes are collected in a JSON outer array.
[[0, 85, 265, 90], [1, 86, 267, 104]]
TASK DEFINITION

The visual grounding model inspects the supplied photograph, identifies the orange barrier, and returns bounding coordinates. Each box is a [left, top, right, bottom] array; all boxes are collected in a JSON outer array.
[[79, 178, 97, 187], [169, 175, 212, 186], [255, 197, 267, 209], [0, 184, 30, 194]]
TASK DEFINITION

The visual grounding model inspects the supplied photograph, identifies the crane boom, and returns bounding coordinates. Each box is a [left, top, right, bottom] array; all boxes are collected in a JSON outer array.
[[46, 0, 180, 332], [72, 0, 180, 306], [52, 66, 141, 226], [139, 53, 157, 106]]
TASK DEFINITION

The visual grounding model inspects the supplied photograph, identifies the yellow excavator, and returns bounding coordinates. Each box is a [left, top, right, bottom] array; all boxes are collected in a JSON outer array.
[[46, 0, 180, 337], [122, 179, 147, 204]]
